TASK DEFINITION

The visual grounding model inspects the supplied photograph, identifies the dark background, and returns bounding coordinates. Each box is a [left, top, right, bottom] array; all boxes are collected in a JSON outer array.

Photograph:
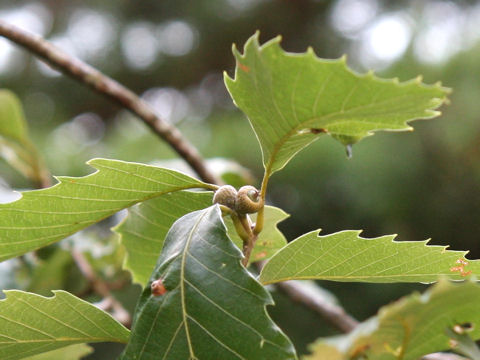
[[0, 0, 479, 357]]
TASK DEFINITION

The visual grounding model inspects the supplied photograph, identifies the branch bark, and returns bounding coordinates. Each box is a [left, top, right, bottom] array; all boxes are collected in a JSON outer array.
[[72, 249, 131, 328], [276, 280, 358, 333], [0, 19, 360, 335], [0, 20, 220, 185]]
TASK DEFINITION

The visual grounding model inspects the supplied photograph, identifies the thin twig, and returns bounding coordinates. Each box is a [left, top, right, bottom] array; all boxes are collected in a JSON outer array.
[[0, 19, 361, 335], [72, 249, 131, 328], [0, 20, 220, 185]]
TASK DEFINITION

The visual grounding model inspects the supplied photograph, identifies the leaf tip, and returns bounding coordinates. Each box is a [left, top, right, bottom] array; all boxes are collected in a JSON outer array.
[[223, 70, 234, 84], [232, 42, 242, 59], [85, 157, 100, 166], [248, 30, 262, 50], [313, 228, 323, 237]]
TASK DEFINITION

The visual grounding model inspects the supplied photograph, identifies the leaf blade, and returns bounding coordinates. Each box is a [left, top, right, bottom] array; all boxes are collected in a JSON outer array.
[[23, 344, 93, 360], [0, 290, 129, 360], [225, 33, 450, 175], [0, 89, 47, 184], [305, 279, 480, 360], [115, 190, 288, 286], [260, 230, 479, 284], [115, 191, 214, 286], [0, 158, 212, 262], [120, 205, 296, 360]]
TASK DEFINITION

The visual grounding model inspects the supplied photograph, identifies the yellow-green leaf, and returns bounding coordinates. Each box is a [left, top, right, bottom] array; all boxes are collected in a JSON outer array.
[[225, 33, 450, 176], [305, 279, 480, 360], [260, 230, 479, 284], [0, 89, 47, 184], [0, 290, 129, 360], [23, 344, 93, 360], [226, 205, 289, 264], [0, 158, 213, 262]]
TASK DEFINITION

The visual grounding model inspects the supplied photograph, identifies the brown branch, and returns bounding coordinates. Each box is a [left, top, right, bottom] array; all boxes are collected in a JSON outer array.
[[0, 19, 361, 336], [276, 280, 358, 333], [72, 250, 131, 328], [0, 20, 220, 185], [255, 261, 358, 333]]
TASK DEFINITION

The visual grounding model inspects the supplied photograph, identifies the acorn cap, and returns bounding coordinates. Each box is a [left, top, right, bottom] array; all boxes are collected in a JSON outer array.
[[212, 185, 237, 210]]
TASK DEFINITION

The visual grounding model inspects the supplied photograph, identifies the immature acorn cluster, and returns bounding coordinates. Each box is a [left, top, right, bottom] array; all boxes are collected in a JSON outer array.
[[213, 185, 263, 214]]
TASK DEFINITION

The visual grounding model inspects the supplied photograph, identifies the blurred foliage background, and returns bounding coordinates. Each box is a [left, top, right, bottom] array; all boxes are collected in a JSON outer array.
[[0, 0, 479, 358]]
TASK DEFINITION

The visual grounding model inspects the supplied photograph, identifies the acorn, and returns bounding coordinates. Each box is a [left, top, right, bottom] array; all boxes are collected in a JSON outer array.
[[235, 186, 263, 214], [212, 185, 237, 210]]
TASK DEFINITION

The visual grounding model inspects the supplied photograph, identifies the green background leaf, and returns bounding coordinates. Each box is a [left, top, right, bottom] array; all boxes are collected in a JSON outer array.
[[305, 280, 480, 360], [224, 33, 450, 175], [115, 190, 288, 286], [0, 290, 129, 360], [114, 191, 213, 286], [121, 205, 296, 360], [0, 89, 47, 184], [227, 205, 289, 264], [23, 344, 93, 360], [0, 158, 212, 262], [260, 230, 479, 284]]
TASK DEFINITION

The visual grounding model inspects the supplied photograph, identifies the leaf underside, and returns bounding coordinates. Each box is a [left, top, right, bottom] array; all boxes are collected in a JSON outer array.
[[115, 191, 288, 286], [259, 230, 479, 284], [120, 205, 296, 360], [0, 290, 129, 360], [305, 279, 480, 360], [0, 158, 210, 262], [225, 33, 450, 175]]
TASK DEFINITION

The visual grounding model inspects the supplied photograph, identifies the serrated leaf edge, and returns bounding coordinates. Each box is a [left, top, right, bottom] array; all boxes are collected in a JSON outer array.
[[260, 229, 473, 284], [0, 158, 215, 261], [225, 31, 451, 176]]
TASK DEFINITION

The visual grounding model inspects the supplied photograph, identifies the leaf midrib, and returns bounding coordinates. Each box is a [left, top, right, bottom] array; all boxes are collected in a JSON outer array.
[[181, 210, 209, 359], [263, 90, 440, 173]]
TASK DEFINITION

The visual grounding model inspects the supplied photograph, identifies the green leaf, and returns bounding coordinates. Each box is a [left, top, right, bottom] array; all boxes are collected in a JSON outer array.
[[0, 90, 47, 184], [120, 205, 296, 360], [226, 205, 289, 264], [305, 279, 480, 360], [115, 191, 214, 286], [0, 290, 129, 360], [0, 90, 28, 143], [115, 190, 288, 286], [23, 344, 93, 360], [259, 230, 479, 284], [224, 33, 450, 176], [0, 158, 213, 262], [27, 248, 73, 296]]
